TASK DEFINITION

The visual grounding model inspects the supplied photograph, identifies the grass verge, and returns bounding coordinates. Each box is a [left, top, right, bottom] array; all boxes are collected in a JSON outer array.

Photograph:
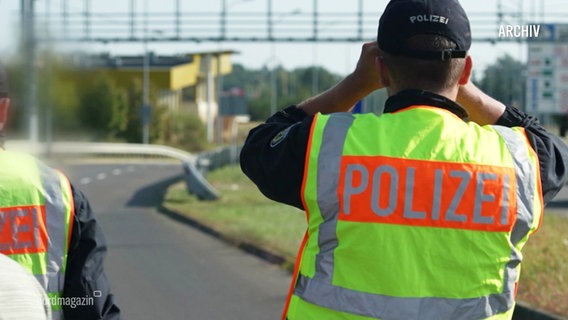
[[517, 213, 568, 317], [163, 165, 568, 317], [163, 165, 306, 265]]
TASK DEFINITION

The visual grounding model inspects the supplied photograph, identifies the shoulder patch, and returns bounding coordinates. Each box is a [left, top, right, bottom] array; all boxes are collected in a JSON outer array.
[[270, 124, 299, 148]]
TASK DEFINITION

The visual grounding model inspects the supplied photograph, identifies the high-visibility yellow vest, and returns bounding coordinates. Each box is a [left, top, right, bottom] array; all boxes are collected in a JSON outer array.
[[284, 106, 543, 320], [0, 151, 74, 320]]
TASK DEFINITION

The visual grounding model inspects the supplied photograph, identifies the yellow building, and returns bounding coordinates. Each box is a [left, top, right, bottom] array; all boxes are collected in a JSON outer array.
[[84, 50, 235, 128]]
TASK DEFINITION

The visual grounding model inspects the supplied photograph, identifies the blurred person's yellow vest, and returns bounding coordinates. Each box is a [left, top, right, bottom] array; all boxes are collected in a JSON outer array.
[[284, 107, 543, 320], [0, 151, 74, 320]]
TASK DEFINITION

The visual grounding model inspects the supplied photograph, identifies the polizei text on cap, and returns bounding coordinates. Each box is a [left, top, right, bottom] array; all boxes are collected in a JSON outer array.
[[409, 15, 449, 24]]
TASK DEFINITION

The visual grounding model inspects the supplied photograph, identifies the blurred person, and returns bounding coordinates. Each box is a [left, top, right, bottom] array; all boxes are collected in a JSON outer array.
[[0, 61, 120, 320], [0, 253, 51, 320], [241, 0, 568, 319]]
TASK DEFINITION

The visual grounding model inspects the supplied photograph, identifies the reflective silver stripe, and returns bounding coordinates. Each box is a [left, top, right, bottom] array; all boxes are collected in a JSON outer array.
[[296, 275, 512, 320], [294, 120, 538, 319], [492, 126, 538, 245], [52, 309, 63, 320], [492, 126, 538, 297], [38, 162, 70, 320], [313, 113, 354, 281]]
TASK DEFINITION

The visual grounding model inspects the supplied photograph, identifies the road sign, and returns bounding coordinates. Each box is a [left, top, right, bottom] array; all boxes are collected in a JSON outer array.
[[140, 104, 152, 125], [526, 26, 568, 114]]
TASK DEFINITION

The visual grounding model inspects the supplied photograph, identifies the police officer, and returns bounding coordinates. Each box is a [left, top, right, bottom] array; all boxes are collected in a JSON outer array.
[[241, 0, 568, 319], [0, 63, 120, 319]]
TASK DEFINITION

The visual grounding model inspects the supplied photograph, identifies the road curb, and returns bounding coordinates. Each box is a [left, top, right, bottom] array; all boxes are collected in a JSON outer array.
[[158, 204, 292, 269]]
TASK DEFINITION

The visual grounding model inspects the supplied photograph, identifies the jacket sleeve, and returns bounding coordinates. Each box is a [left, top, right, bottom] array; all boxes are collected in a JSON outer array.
[[496, 106, 568, 204], [240, 106, 313, 210], [63, 185, 121, 320]]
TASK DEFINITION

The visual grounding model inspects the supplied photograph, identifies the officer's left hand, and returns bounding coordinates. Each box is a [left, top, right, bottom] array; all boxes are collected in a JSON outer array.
[[352, 41, 384, 93]]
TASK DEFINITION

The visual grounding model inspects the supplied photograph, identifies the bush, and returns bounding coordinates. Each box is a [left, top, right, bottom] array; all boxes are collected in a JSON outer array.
[[78, 74, 128, 138], [163, 112, 207, 152]]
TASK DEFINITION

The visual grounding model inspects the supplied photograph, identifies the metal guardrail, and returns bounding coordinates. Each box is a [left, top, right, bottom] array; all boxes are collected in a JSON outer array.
[[5, 141, 221, 201], [5, 141, 196, 162], [196, 145, 242, 173]]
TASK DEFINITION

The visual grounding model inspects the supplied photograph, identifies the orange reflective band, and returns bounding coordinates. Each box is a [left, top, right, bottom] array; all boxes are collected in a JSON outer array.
[[0, 205, 48, 254], [338, 156, 517, 232]]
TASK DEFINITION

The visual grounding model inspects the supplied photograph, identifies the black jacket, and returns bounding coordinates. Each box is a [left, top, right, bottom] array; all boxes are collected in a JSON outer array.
[[241, 90, 568, 209], [63, 186, 121, 320]]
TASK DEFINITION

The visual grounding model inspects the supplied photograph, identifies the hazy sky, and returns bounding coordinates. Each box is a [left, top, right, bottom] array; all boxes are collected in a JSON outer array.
[[2, 0, 568, 76]]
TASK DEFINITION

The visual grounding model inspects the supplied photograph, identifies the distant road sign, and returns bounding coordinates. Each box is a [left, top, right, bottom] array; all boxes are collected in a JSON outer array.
[[526, 24, 568, 114], [140, 104, 152, 124]]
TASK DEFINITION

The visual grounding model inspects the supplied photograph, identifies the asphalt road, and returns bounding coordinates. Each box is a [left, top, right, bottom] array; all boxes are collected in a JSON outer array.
[[61, 161, 292, 320]]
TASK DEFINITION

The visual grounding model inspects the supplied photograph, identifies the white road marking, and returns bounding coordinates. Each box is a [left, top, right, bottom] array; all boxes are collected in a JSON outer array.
[[112, 169, 122, 176], [96, 173, 107, 180], [79, 177, 92, 185]]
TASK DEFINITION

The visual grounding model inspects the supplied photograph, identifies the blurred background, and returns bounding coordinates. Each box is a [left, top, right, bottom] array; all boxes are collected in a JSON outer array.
[[1, 1, 567, 319], [3, 0, 568, 150]]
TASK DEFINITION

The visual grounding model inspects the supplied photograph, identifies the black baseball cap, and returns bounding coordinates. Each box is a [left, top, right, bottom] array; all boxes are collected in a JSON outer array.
[[378, 0, 471, 61], [0, 61, 8, 97]]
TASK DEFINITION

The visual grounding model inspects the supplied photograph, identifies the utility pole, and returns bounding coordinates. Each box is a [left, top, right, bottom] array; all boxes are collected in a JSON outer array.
[[221, 0, 227, 40], [205, 54, 215, 143], [175, 0, 181, 39], [142, 0, 150, 144], [267, 0, 273, 40], [84, 0, 90, 39], [358, 0, 363, 40], [45, 0, 53, 155], [270, 44, 277, 115], [62, 0, 68, 38], [312, 0, 318, 40], [312, 0, 319, 95], [130, 0, 136, 39], [22, 0, 39, 147]]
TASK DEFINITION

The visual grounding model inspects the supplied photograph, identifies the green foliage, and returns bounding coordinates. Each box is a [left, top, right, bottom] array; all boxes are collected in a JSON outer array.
[[479, 54, 525, 108], [118, 79, 145, 143], [50, 79, 80, 132], [108, 89, 129, 134], [223, 64, 342, 121], [163, 112, 207, 151], [78, 74, 128, 137]]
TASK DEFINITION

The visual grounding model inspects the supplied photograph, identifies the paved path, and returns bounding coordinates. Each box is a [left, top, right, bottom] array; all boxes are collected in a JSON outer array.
[[62, 162, 292, 320]]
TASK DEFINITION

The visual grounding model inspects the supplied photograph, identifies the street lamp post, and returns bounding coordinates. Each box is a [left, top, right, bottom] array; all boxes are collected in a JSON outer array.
[[268, 9, 301, 115], [22, 0, 39, 147], [270, 45, 277, 115], [142, 45, 150, 144], [141, 1, 163, 145], [142, 0, 150, 144]]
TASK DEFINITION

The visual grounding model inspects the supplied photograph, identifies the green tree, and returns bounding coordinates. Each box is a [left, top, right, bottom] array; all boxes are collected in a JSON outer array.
[[165, 112, 207, 151], [479, 54, 525, 108], [223, 64, 343, 121], [78, 74, 129, 138], [120, 79, 145, 143]]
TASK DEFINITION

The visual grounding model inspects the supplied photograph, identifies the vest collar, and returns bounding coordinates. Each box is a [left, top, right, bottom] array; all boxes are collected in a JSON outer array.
[[384, 89, 469, 120]]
